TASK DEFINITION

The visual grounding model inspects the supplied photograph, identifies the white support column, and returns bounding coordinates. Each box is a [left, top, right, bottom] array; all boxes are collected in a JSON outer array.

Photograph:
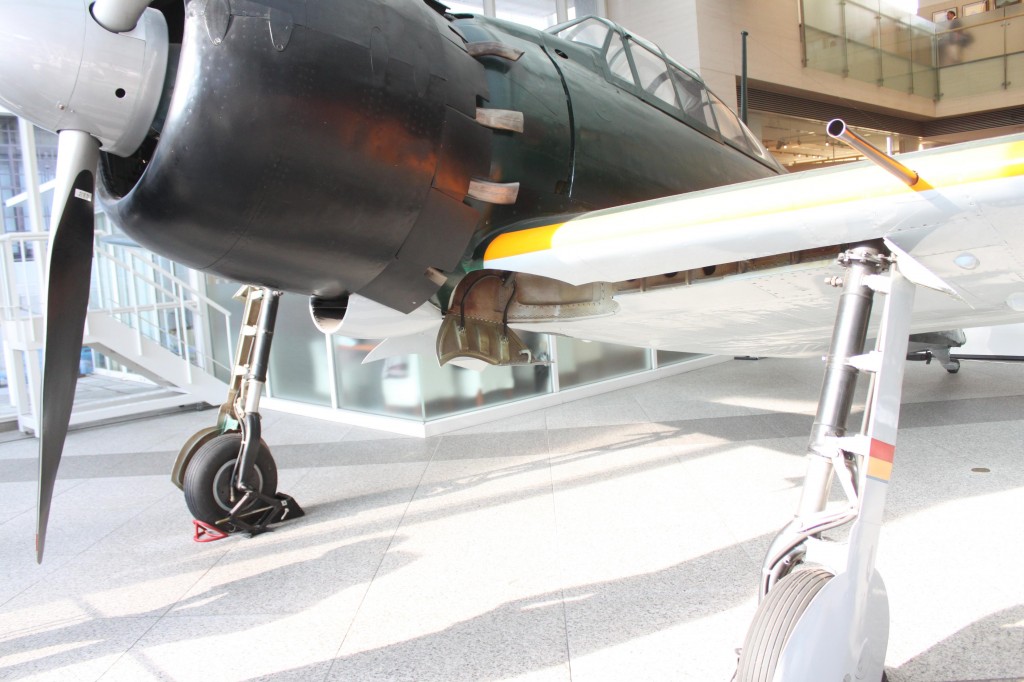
[[23, 348, 41, 433], [16, 118, 46, 234], [325, 333, 339, 409], [190, 268, 214, 374], [11, 350, 32, 431], [555, 0, 568, 23], [3, 343, 20, 409], [547, 334, 560, 393]]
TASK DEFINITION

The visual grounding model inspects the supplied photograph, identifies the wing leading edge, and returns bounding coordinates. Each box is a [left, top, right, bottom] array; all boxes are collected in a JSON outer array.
[[482, 133, 1024, 356]]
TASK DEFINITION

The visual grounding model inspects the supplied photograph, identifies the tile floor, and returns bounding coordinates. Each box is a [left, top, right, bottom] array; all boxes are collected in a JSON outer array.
[[0, 356, 1022, 681]]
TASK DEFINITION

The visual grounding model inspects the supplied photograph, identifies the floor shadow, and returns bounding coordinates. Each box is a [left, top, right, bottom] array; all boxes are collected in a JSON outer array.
[[0, 536, 415, 680], [238, 535, 768, 682], [886, 604, 1024, 682]]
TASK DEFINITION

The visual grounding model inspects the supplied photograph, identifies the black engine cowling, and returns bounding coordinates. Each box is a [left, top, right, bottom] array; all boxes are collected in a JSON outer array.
[[100, 0, 492, 312]]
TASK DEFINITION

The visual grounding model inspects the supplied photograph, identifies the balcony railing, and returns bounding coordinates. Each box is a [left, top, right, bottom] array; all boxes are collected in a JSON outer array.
[[801, 0, 1024, 100]]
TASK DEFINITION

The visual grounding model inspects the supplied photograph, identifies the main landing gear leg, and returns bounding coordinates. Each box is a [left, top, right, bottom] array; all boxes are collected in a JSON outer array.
[[736, 245, 917, 681], [174, 287, 304, 538]]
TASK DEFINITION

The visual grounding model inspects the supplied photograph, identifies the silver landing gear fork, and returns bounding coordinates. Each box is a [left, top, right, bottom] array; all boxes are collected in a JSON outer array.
[[233, 287, 279, 500], [739, 244, 917, 681], [222, 286, 305, 535]]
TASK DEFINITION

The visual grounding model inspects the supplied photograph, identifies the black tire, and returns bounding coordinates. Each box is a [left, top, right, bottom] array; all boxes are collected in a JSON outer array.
[[736, 568, 833, 682], [183, 433, 277, 529]]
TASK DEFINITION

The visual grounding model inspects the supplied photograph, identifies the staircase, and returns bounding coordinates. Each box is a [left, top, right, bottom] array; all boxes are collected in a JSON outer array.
[[0, 231, 232, 434]]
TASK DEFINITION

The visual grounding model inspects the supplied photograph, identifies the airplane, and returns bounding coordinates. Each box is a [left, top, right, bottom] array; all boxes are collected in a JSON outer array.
[[1, 0, 1023, 680]]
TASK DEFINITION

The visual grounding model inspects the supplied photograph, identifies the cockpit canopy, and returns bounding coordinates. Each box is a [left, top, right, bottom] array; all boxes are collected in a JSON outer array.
[[549, 16, 779, 169]]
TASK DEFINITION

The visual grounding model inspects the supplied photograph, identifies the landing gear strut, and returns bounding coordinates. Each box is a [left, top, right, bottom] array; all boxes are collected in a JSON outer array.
[[173, 286, 303, 537], [736, 245, 917, 681]]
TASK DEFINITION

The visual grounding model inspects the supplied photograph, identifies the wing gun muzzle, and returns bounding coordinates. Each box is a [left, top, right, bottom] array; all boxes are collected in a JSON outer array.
[[827, 118, 929, 190]]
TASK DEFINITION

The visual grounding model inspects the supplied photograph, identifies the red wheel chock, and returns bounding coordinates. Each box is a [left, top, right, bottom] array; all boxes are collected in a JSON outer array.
[[193, 519, 230, 543]]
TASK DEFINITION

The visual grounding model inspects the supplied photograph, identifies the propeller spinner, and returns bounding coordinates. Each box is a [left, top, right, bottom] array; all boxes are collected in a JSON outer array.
[[0, 0, 168, 561]]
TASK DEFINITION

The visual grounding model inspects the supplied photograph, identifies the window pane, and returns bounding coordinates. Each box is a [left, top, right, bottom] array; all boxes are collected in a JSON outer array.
[[557, 338, 651, 389], [741, 124, 773, 162], [0, 116, 21, 235], [671, 68, 715, 128], [35, 128, 58, 183], [334, 337, 425, 420], [555, 17, 609, 48], [267, 295, 331, 406], [628, 40, 679, 107], [606, 32, 634, 83], [496, 0, 557, 28], [709, 94, 754, 153]]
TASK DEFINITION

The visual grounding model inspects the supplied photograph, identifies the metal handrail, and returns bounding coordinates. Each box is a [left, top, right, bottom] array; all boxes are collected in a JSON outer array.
[[0, 229, 233, 378]]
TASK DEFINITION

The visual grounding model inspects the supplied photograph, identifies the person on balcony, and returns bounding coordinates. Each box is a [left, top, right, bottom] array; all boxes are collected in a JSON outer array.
[[940, 10, 972, 65]]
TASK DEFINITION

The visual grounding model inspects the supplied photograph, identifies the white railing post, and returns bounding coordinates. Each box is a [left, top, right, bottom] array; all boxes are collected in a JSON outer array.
[[0, 238, 13, 322]]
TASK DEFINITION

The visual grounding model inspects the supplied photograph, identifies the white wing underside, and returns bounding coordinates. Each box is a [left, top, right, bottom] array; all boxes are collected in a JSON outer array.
[[511, 255, 1024, 357], [479, 134, 1024, 358]]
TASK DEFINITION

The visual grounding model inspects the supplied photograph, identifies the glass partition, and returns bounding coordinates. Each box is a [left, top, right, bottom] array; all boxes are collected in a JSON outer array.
[[879, 12, 913, 90], [1008, 52, 1024, 92], [1009, 7, 1024, 53], [802, 0, 1024, 99], [267, 295, 331, 406], [949, 14, 1003, 64], [656, 350, 703, 367], [803, 25, 848, 76], [802, 0, 844, 34], [421, 330, 553, 419], [203, 281, 703, 425], [911, 21, 938, 99], [941, 59, 1006, 97], [334, 337, 424, 419], [557, 337, 651, 389]]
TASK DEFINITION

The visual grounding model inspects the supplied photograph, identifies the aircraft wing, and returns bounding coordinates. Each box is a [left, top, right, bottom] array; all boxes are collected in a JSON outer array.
[[482, 134, 1024, 356]]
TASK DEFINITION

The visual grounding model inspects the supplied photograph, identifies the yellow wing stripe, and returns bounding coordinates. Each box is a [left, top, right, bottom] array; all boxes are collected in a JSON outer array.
[[485, 222, 562, 260], [483, 139, 1024, 263]]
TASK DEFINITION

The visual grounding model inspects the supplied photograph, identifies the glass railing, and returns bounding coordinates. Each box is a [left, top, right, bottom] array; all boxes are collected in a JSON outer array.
[[801, 1, 1024, 100]]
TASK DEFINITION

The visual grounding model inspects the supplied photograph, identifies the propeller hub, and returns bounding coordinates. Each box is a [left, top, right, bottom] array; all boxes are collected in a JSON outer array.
[[0, 0, 168, 156]]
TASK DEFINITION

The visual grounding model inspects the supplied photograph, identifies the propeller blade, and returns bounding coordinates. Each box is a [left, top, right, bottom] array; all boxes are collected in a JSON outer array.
[[37, 130, 100, 563], [91, 0, 152, 33]]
